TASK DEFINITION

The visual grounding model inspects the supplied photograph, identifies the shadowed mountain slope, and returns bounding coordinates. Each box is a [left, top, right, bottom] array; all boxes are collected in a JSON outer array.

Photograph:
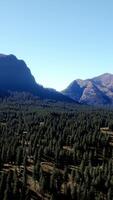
[[0, 54, 75, 103]]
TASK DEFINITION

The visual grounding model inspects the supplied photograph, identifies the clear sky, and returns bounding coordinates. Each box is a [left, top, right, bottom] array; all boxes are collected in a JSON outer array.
[[0, 0, 113, 91]]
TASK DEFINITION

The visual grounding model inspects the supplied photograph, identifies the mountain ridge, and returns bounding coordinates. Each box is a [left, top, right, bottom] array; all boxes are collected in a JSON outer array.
[[62, 73, 113, 105], [0, 54, 75, 103]]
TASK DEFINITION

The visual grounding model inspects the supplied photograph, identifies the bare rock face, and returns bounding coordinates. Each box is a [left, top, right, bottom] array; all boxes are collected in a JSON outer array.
[[0, 54, 75, 103], [62, 73, 113, 105]]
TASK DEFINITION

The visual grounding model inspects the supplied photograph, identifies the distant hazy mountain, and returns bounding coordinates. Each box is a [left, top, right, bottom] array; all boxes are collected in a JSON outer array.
[[0, 54, 75, 103], [62, 73, 113, 105]]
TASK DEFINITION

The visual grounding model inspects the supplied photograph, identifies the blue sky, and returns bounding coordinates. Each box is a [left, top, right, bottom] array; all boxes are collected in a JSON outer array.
[[0, 0, 113, 91]]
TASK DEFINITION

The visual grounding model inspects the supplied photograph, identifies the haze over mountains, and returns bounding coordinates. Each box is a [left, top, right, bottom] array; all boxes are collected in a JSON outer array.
[[0, 54, 74, 103], [62, 73, 113, 105]]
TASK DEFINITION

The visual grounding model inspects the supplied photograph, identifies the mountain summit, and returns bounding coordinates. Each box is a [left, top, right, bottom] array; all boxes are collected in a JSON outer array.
[[0, 54, 37, 92], [0, 54, 74, 102], [62, 73, 113, 105]]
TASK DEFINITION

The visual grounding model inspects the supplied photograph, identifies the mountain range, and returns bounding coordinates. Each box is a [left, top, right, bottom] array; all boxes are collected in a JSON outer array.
[[0, 53, 113, 106], [0, 54, 74, 103], [62, 73, 113, 105]]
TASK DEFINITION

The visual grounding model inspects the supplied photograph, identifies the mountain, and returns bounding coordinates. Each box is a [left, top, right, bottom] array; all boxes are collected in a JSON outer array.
[[62, 73, 113, 105], [0, 54, 75, 103]]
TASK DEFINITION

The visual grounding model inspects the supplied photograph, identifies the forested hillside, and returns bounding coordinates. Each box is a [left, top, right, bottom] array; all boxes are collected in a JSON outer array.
[[0, 93, 113, 199]]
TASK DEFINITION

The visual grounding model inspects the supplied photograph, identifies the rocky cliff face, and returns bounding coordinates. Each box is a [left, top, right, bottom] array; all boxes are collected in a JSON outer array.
[[62, 73, 113, 105]]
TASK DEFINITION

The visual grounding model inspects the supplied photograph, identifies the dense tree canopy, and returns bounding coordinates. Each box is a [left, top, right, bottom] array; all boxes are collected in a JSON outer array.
[[0, 93, 113, 199]]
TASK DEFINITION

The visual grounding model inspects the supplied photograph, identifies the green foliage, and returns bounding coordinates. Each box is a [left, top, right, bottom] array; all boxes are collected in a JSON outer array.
[[0, 94, 113, 199]]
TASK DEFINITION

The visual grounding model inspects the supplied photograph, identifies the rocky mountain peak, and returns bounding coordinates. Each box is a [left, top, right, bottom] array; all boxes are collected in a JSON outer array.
[[62, 73, 113, 105]]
